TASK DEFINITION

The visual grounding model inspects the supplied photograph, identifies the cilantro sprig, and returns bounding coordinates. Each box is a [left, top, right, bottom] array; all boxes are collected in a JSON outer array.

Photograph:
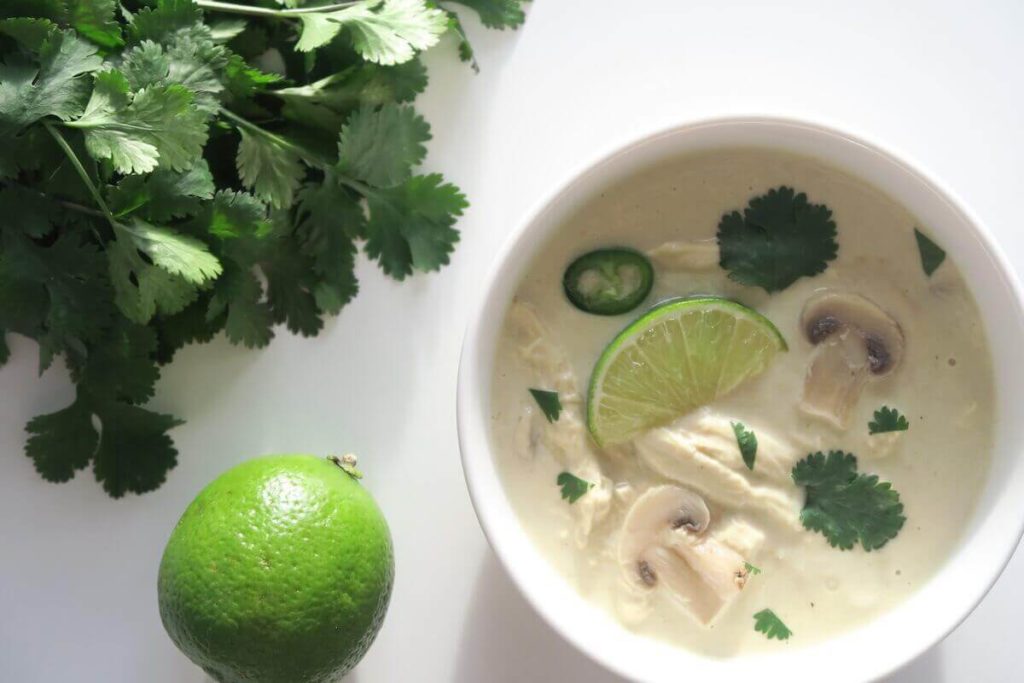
[[557, 472, 593, 504], [869, 406, 909, 434], [792, 451, 906, 551], [717, 186, 838, 293], [753, 609, 792, 641], [0, 0, 526, 496], [731, 421, 757, 470]]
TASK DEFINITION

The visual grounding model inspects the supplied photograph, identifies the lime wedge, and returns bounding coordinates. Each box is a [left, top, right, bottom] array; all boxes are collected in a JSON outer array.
[[587, 297, 786, 445]]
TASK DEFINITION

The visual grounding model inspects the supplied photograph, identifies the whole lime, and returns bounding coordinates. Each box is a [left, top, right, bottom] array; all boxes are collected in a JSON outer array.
[[157, 454, 394, 683]]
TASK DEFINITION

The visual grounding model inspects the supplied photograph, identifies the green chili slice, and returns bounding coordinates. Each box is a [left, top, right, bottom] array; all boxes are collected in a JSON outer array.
[[563, 248, 654, 315]]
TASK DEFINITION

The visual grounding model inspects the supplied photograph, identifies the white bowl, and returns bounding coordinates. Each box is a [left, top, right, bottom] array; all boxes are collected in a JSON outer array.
[[456, 117, 1024, 682]]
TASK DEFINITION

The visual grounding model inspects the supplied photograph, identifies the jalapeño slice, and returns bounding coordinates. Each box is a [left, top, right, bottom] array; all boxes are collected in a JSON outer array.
[[563, 248, 654, 315]]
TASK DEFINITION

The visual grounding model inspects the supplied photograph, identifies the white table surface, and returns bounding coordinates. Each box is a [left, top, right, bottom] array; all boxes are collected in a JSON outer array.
[[3, 1, 1024, 681]]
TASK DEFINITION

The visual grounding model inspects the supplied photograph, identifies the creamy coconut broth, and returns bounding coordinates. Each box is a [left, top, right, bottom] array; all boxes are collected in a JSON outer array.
[[488, 148, 994, 655]]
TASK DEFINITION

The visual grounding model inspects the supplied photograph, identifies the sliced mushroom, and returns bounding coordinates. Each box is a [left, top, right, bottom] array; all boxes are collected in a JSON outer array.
[[799, 292, 904, 428], [618, 486, 751, 625]]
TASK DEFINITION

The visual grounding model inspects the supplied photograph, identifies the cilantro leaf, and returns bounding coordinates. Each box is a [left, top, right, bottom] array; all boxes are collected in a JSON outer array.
[[274, 59, 428, 112], [744, 561, 762, 576], [263, 237, 324, 337], [338, 104, 430, 188], [717, 186, 838, 293], [296, 178, 362, 314], [449, 0, 528, 29], [25, 394, 98, 482], [364, 173, 467, 279], [108, 160, 216, 222], [869, 406, 909, 434], [70, 321, 160, 405], [118, 218, 222, 285], [444, 11, 478, 71], [0, 232, 115, 363], [207, 262, 275, 349], [129, 0, 202, 43], [107, 232, 200, 325], [295, 0, 449, 65], [120, 39, 224, 113], [731, 421, 757, 470], [0, 2, 121, 46], [753, 609, 792, 641], [153, 294, 225, 364], [66, 70, 209, 174], [0, 24, 102, 135], [91, 399, 182, 498], [557, 472, 593, 504], [26, 391, 182, 498], [792, 451, 906, 551], [529, 388, 561, 423], [235, 127, 306, 208], [914, 228, 946, 277]]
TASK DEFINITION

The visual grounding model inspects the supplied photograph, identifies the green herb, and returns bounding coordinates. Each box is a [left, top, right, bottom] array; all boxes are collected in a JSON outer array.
[[557, 472, 593, 504], [869, 406, 909, 434], [744, 561, 762, 576], [914, 227, 946, 277], [791, 451, 906, 551], [731, 421, 757, 470], [0, 0, 524, 497], [753, 609, 792, 641], [529, 388, 561, 423], [717, 186, 838, 293]]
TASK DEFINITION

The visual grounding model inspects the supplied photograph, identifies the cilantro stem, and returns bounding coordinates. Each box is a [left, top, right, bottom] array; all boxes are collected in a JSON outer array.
[[43, 122, 117, 229], [195, 0, 361, 18], [219, 108, 333, 168]]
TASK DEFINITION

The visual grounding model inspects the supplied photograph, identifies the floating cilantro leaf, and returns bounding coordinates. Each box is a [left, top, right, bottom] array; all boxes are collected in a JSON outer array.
[[869, 406, 909, 434], [717, 186, 838, 293], [731, 421, 757, 470], [449, 0, 529, 29], [792, 451, 906, 551], [529, 389, 561, 423], [914, 228, 946, 277], [753, 609, 792, 641], [557, 472, 593, 504], [744, 561, 762, 576]]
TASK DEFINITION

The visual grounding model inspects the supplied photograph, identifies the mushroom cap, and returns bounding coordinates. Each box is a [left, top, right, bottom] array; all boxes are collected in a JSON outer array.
[[618, 485, 710, 582], [800, 291, 905, 376]]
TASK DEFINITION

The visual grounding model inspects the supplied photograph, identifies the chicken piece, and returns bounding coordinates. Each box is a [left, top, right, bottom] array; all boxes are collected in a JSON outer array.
[[507, 302, 612, 546], [631, 409, 804, 531]]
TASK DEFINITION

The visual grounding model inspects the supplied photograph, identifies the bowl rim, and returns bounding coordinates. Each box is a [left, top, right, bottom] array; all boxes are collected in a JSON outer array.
[[456, 114, 1024, 682]]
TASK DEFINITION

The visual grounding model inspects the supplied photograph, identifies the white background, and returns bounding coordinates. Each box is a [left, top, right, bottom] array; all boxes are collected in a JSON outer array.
[[2, 1, 1023, 681]]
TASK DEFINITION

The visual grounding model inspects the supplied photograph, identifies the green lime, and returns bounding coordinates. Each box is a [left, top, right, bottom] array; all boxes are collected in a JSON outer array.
[[158, 454, 394, 683], [587, 297, 786, 445]]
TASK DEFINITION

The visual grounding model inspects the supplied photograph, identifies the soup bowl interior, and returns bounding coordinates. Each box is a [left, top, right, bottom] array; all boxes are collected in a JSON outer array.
[[456, 117, 1024, 683]]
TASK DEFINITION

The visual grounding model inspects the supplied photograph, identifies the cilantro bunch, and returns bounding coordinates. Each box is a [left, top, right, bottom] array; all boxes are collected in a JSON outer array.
[[0, 0, 526, 497]]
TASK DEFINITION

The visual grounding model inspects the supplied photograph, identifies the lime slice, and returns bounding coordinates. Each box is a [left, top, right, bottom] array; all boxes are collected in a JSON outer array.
[[587, 297, 786, 445]]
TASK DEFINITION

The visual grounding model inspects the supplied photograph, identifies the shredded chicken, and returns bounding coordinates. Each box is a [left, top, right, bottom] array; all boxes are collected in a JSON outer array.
[[507, 302, 612, 545], [631, 409, 804, 530]]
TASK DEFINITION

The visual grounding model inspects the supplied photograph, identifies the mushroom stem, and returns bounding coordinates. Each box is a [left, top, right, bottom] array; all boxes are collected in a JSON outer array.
[[800, 331, 871, 428]]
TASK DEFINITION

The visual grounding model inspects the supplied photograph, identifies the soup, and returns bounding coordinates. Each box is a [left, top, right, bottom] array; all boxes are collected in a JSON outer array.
[[488, 148, 994, 655]]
